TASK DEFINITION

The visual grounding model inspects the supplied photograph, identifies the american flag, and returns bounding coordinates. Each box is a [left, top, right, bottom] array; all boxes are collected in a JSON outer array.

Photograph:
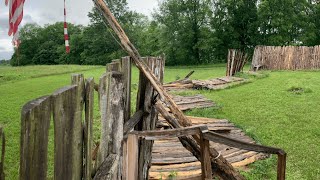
[[6, 0, 25, 47]]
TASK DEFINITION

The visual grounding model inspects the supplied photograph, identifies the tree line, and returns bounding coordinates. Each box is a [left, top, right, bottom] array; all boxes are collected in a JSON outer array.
[[10, 0, 320, 66]]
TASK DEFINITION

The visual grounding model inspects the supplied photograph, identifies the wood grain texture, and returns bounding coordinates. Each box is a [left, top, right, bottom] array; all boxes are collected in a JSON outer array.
[[121, 57, 132, 123], [93, 154, 119, 180], [123, 134, 139, 180], [52, 85, 83, 180], [97, 72, 124, 169], [20, 96, 51, 180]]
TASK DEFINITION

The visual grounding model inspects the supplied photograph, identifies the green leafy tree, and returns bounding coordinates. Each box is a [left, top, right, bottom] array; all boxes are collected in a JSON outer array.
[[155, 0, 213, 65], [257, 0, 313, 45], [211, 0, 259, 60]]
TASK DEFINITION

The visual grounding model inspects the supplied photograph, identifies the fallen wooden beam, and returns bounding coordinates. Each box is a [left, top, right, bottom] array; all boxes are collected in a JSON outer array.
[[130, 125, 208, 140]]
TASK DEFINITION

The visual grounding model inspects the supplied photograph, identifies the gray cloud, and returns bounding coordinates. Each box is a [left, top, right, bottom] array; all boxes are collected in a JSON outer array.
[[0, 0, 158, 60], [0, 51, 13, 60]]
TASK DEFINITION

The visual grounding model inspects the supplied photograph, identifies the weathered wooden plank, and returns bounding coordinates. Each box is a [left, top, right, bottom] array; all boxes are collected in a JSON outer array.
[[121, 56, 132, 123], [93, 154, 119, 180], [52, 85, 83, 180], [20, 96, 51, 180], [123, 110, 145, 137], [130, 125, 208, 140], [203, 131, 284, 154], [123, 134, 139, 180], [97, 71, 124, 177], [96, 73, 107, 168], [84, 77, 94, 180], [200, 134, 212, 179], [135, 57, 164, 180]]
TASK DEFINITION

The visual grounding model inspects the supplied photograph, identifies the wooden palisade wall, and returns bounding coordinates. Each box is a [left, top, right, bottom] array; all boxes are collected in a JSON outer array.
[[252, 46, 320, 70]]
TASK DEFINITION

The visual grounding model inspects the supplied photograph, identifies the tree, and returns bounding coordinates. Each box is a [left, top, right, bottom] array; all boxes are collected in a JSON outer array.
[[257, 0, 313, 46], [211, 0, 259, 60], [155, 0, 213, 65]]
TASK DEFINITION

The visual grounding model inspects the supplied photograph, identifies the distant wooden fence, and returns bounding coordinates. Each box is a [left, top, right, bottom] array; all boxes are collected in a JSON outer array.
[[226, 49, 248, 76], [252, 46, 320, 70]]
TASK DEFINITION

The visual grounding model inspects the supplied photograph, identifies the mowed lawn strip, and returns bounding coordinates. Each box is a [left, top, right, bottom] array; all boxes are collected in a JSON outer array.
[[0, 65, 319, 179]]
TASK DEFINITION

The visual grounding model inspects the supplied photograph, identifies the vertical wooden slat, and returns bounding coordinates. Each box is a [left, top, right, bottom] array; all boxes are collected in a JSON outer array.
[[84, 78, 94, 180], [136, 57, 164, 180], [124, 134, 139, 180], [97, 71, 124, 177], [121, 57, 132, 123], [200, 134, 212, 180], [277, 152, 287, 180], [52, 85, 83, 180], [20, 96, 51, 180]]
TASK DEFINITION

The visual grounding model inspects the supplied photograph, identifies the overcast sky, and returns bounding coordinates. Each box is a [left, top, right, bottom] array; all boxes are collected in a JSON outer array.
[[0, 0, 159, 60]]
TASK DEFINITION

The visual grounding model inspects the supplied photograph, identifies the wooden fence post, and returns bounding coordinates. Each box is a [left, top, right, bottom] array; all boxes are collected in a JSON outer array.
[[121, 57, 132, 123], [200, 134, 213, 180], [84, 78, 94, 180], [20, 96, 51, 180], [123, 134, 139, 180], [136, 57, 164, 180], [52, 78, 84, 180], [97, 71, 124, 178]]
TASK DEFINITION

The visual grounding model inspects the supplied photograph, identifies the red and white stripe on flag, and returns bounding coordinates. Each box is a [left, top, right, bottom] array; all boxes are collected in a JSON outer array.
[[7, 0, 25, 47], [64, 0, 70, 53]]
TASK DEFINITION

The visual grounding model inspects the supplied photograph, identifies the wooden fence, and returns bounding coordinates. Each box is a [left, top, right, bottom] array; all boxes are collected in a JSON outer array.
[[226, 49, 248, 76], [19, 56, 287, 180], [252, 46, 320, 70]]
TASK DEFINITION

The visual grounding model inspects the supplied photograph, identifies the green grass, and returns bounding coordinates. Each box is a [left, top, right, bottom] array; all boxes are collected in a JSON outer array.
[[0, 65, 319, 179], [0, 65, 102, 84]]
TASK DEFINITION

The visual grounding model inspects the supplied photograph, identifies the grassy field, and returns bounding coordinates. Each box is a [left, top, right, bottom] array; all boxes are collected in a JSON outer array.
[[0, 64, 319, 179]]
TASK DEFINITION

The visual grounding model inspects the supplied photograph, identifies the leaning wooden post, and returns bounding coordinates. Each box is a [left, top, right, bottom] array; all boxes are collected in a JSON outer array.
[[200, 134, 213, 179], [20, 96, 51, 180], [92, 1, 244, 179], [135, 57, 164, 179], [84, 78, 95, 180]]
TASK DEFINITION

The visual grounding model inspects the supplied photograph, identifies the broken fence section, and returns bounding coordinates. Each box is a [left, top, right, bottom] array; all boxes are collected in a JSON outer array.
[[226, 49, 248, 77], [164, 76, 247, 91]]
